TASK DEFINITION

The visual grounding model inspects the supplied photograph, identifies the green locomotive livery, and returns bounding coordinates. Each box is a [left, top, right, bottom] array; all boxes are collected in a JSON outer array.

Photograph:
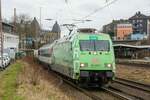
[[38, 31, 115, 86]]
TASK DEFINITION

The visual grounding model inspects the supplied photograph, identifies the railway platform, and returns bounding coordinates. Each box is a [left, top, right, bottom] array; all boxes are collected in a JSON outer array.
[[116, 59, 150, 65]]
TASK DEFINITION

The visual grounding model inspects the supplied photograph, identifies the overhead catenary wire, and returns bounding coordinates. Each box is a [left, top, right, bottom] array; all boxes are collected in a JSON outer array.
[[64, 0, 83, 20], [81, 0, 119, 19], [107, 3, 115, 20], [63, 0, 118, 28], [64, 0, 90, 27]]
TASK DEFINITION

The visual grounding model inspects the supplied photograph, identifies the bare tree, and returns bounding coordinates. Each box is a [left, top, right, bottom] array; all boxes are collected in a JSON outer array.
[[9, 14, 32, 36]]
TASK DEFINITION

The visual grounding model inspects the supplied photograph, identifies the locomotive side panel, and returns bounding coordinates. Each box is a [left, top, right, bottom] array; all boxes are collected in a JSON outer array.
[[51, 41, 74, 78]]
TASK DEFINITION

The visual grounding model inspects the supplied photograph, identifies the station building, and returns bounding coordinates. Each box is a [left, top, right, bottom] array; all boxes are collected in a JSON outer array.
[[2, 22, 19, 59]]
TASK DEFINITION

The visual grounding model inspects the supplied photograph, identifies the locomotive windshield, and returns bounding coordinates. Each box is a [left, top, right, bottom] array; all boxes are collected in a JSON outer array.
[[79, 40, 95, 51], [80, 40, 110, 51]]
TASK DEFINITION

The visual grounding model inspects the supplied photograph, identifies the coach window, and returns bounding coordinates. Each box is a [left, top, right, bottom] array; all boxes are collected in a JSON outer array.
[[70, 42, 72, 51]]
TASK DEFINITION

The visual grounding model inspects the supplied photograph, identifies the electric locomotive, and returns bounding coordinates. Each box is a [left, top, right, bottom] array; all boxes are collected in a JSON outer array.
[[38, 30, 116, 86]]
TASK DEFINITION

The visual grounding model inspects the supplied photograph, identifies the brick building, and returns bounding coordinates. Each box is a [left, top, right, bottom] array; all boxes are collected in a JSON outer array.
[[2, 22, 19, 59], [116, 24, 133, 40], [103, 19, 129, 40]]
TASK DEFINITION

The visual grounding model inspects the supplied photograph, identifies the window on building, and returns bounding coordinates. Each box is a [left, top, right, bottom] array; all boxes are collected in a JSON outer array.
[[2, 25, 13, 33], [118, 37, 121, 40], [140, 24, 143, 27], [133, 20, 135, 23]]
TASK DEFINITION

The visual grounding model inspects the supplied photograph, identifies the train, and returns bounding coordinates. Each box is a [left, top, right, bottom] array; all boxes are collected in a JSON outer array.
[[35, 30, 116, 87]]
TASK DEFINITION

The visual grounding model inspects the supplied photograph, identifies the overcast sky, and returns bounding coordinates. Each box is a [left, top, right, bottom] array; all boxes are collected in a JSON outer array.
[[2, 0, 150, 31]]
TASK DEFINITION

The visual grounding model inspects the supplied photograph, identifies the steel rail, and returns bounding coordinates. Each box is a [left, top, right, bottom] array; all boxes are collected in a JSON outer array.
[[46, 70, 147, 100], [115, 77, 150, 93], [61, 77, 137, 100], [49, 71, 137, 100], [50, 71, 102, 100], [102, 87, 134, 100], [62, 78, 103, 100]]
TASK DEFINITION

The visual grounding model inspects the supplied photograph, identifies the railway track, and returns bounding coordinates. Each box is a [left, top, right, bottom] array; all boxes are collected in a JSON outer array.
[[102, 87, 134, 100], [50, 73, 150, 100], [63, 78, 138, 100], [115, 77, 150, 93], [51, 71, 134, 100], [55, 74, 138, 100], [46, 69, 149, 100], [110, 77, 150, 100], [48, 70, 102, 100], [61, 78, 103, 100]]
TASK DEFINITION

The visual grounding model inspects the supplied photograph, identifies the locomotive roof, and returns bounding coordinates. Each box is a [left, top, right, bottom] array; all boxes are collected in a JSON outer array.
[[56, 32, 110, 44], [39, 32, 110, 49], [39, 40, 57, 50]]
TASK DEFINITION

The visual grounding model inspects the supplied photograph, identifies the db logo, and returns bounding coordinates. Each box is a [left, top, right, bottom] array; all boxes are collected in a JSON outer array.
[[92, 58, 99, 64]]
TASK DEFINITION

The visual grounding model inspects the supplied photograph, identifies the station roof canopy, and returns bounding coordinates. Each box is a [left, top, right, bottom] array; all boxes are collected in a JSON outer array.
[[113, 44, 150, 49], [2, 22, 14, 27]]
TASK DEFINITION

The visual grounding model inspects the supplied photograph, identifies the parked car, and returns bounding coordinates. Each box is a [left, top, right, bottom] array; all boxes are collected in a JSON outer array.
[[144, 57, 150, 61], [0, 58, 7, 70], [16, 51, 26, 59], [3, 53, 11, 66], [0, 53, 11, 70]]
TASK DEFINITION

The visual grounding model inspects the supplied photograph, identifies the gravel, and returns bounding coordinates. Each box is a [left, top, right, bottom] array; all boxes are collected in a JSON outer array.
[[116, 64, 150, 85]]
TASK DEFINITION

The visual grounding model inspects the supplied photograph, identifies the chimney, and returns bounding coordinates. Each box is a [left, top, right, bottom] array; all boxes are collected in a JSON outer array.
[[13, 8, 16, 33]]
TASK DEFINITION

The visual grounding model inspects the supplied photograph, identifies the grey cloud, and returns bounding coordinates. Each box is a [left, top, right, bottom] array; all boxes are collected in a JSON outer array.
[[2, 0, 150, 30]]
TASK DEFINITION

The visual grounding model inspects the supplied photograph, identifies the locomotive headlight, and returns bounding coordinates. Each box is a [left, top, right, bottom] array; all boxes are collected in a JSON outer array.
[[107, 64, 112, 68], [80, 63, 85, 67], [80, 63, 88, 67], [105, 63, 112, 68], [93, 52, 97, 55]]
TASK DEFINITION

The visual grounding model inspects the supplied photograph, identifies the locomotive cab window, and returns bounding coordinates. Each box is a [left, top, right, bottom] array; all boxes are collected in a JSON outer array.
[[79, 40, 110, 51], [79, 40, 95, 51], [95, 40, 110, 51]]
